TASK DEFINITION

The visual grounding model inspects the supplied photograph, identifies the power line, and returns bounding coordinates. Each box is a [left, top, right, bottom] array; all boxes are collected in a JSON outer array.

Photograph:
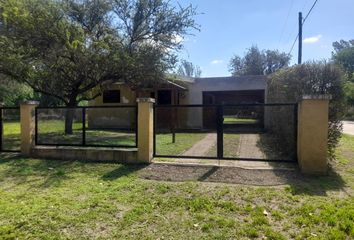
[[285, 0, 310, 44], [302, 0, 319, 24], [288, 0, 320, 56], [288, 33, 299, 55], [278, 0, 295, 45]]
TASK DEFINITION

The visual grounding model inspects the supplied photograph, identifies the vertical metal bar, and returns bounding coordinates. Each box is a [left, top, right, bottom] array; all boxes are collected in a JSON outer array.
[[82, 107, 86, 146], [0, 107, 3, 152], [216, 105, 224, 159], [35, 107, 38, 145]]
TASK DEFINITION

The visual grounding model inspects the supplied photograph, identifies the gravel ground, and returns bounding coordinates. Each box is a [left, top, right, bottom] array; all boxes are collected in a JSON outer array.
[[139, 163, 306, 186]]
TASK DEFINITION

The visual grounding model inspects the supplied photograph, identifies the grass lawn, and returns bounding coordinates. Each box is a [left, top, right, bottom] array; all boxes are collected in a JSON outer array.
[[2, 121, 21, 151], [0, 135, 353, 239], [223, 116, 258, 124], [2, 120, 136, 149], [155, 133, 206, 156]]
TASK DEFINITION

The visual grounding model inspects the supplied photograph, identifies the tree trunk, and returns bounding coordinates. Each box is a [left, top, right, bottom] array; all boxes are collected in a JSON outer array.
[[64, 100, 77, 135]]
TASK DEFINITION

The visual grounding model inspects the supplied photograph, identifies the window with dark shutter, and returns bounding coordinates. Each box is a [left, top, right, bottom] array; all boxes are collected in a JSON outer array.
[[103, 90, 120, 103]]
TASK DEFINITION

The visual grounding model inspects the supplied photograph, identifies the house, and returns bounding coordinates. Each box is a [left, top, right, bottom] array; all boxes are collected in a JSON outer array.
[[88, 75, 267, 129]]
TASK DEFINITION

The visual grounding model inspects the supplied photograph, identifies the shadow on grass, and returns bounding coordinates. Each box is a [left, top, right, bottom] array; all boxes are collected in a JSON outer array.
[[0, 153, 348, 197], [0, 154, 74, 188], [101, 164, 146, 181], [255, 133, 347, 196], [0, 153, 145, 189], [284, 166, 348, 196], [139, 162, 348, 197], [1, 134, 21, 152]]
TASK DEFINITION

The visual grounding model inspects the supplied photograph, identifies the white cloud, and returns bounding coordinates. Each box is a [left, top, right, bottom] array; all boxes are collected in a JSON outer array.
[[303, 35, 322, 44], [210, 59, 223, 65], [172, 34, 184, 44]]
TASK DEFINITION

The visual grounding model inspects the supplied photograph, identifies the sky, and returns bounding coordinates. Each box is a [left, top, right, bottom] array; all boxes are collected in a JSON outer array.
[[174, 0, 354, 77]]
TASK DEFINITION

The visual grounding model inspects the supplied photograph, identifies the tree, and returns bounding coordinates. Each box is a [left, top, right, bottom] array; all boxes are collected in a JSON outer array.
[[333, 39, 354, 54], [264, 50, 292, 75], [0, 0, 198, 133], [333, 39, 354, 76], [110, 0, 198, 87], [332, 39, 354, 118], [229, 46, 291, 76], [0, 75, 34, 106], [177, 60, 201, 77]]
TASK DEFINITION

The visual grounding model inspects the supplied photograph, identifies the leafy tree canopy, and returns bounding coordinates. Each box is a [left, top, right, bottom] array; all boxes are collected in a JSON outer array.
[[0, 75, 34, 106], [0, 0, 198, 107], [229, 45, 291, 76], [333, 39, 354, 78], [176, 60, 201, 78], [332, 39, 354, 115], [0, 0, 198, 133]]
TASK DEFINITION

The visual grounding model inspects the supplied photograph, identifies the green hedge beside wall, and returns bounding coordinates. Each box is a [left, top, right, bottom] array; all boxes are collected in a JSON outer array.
[[267, 61, 346, 159]]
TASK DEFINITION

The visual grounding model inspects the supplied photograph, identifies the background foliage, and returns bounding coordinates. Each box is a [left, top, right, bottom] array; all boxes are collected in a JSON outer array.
[[229, 45, 291, 76], [267, 61, 346, 159], [332, 39, 354, 120], [0, 75, 33, 106]]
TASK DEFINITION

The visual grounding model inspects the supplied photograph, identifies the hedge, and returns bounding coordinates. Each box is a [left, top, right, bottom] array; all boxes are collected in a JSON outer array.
[[267, 61, 346, 159]]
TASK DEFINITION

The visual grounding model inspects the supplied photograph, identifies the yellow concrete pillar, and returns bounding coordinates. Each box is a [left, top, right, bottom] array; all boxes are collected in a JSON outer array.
[[137, 98, 155, 163], [20, 101, 39, 156], [297, 95, 330, 175]]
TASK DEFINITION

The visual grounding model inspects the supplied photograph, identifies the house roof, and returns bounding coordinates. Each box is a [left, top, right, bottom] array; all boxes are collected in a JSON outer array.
[[193, 75, 267, 83], [105, 75, 267, 91], [189, 75, 267, 91]]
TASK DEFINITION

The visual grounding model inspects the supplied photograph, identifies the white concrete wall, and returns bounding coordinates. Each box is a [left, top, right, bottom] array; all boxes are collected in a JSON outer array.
[[181, 76, 267, 128]]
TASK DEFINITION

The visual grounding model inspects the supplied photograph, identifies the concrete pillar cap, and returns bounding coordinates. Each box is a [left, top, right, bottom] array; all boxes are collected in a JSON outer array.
[[20, 100, 40, 105], [136, 98, 155, 103], [0, 102, 4, 107], [302, 95, 332, 100]]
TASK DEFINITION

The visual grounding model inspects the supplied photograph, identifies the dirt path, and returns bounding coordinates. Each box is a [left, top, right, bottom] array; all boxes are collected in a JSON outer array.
[[237, 134, 264, 159], [343, 121, 354, 135], [181, 133, 216, 156]]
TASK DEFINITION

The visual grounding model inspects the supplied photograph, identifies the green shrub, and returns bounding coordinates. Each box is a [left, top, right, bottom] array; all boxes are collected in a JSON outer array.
[[0, 79, 34, 106], [267, 61, 346, 159]]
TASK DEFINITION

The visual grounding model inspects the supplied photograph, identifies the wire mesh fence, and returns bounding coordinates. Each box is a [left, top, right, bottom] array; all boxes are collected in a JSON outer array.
[[35, 106, 137, 148], [222, 104, 297, 161], [154, 105, 218, 158], [154, 104, 297, 162], [0, 107, 21, 152]]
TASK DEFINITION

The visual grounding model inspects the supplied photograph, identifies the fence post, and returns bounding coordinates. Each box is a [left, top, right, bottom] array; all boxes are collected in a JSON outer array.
[[137, 98, 155, 163], [20, 101, 39, 156], [297, 95, 330, 175], [216, 105, 224, 159]]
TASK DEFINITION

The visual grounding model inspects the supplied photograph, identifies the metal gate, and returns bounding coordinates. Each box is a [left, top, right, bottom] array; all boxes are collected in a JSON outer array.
[[153, 103, 297, 162]]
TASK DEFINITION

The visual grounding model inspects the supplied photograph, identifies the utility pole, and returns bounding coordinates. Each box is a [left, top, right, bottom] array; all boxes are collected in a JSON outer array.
[[298, 12, 303, 64]]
